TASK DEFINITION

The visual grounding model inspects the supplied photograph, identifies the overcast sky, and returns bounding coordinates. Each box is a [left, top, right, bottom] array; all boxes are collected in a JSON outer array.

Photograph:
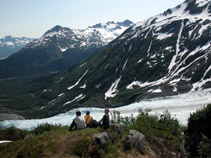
[[0, 0, 185, 38]]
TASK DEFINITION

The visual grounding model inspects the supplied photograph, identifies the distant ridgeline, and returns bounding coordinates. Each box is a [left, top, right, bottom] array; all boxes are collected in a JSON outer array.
[[0, 35, 35, 58], [0, 20, 133, 79]]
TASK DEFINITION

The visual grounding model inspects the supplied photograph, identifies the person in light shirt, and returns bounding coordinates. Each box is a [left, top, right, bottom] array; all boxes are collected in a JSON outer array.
[[69, 111, 86, 131]]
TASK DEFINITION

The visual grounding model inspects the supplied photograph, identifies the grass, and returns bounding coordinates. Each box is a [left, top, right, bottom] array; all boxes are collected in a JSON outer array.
[[0, 125, 104, 158], [0, 109, 186, 158]]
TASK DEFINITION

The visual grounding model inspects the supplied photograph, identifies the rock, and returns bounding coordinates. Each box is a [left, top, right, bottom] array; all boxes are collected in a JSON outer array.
[[0, 113, 25, 121], [93, 132, 111, 147], [110, 123, 124, 136], [124, 130, 146, 154]]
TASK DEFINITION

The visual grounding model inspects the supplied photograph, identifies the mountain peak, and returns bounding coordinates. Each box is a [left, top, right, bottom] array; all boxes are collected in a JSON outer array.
[[90, 20, 134, 29], [3, 35, 13, 40], [118, 19, 134, 27], [43, 25, 68, 37]]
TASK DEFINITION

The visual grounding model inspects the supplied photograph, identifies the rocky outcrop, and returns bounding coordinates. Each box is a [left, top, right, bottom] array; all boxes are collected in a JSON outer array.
[[124, 130, 146, 154], [0, 113, 25, 121], [93, 123, 124, 147], [93, 132, 111, 147], [109, 123, 124, 136]]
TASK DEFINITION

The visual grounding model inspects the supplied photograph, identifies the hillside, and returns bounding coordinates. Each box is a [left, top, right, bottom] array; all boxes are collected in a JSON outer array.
[[34, 0, 211, 111], [0, 110, 185, 158], [0, 0, 210, 119]]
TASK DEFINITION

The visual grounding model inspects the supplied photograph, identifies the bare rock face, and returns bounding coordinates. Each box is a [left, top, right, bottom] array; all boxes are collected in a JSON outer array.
[[93, 132, 111, 147], [110, 123, 124, 136], [124, 130, 146, 154], [0, 113, 25, 121]]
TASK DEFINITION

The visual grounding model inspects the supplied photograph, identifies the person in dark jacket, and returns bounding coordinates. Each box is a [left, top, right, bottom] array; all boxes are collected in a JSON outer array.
[[99, 108, 110, 129]]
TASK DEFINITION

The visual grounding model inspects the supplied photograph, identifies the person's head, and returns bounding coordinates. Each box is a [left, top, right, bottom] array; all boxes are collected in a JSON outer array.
[[86, 110, 90, 115], [76, 111, 81, 116], [105, 108, 109, 114]]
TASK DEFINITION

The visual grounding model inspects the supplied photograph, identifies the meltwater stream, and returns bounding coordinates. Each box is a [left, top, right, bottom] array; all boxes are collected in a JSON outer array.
[[1, 88, 211, 130]]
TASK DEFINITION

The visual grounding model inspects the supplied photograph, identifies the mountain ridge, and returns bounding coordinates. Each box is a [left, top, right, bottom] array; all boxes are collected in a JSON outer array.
[[0, 35, 35, 58], [0, 0, 210, 118], [37, 0, 210, 110], [0, 20, 133, 78]]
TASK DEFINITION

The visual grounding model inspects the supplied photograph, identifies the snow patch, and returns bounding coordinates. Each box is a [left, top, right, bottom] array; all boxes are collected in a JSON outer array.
[[80, 84, 86, 89], [0, 141, 12, 144], [63, 94, 85, 106], [105, 76, 122, 99], [156, 33, 174, 40], [58, 93, 64, 97], [168, 20, 184, 72], [67, 69, 88, 90]]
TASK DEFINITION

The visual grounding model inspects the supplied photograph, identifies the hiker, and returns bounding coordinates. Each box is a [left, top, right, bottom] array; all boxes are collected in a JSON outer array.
[[84, 110, 99, 128], [69, 111, 86, 131], [84, 110, 93, 127], [99, 108, 110, 129]]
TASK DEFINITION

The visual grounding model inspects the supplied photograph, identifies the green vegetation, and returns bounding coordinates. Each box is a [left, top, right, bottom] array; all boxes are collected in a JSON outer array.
[[1, 105, 211, 157], [111, 109, 184, 145], [185, 104, 211, 158], [0, 74, 54, 119], [0, 109, 185, 158]]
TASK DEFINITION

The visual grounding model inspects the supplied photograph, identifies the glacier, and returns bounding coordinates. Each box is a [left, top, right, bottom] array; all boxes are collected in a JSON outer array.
[[1, 88, 211, 130]]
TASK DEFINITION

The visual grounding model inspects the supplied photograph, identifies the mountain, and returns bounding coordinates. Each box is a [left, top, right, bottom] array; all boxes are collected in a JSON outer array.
[[33, 0, 210, 114], [0, 20, 133, 79], [0, 35, 35, 59], [0, 0, 210, 118]]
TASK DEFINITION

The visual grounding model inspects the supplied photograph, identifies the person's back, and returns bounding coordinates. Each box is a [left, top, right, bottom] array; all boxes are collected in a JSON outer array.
[[99, 108, 110, 129], [84, 110, 93, 127], [69, 111, 86, 131], [74, 115, 86, 130], [102, 113, 109, 129]]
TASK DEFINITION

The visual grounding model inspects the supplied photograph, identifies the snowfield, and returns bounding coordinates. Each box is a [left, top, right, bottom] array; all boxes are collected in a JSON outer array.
[[1, 88, 211, 130]]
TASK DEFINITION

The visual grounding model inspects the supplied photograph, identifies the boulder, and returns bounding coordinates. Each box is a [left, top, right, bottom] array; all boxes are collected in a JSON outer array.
[[124, 130, 146, 154], [110, 123, 124, 136], [93, 132, 111, 147]]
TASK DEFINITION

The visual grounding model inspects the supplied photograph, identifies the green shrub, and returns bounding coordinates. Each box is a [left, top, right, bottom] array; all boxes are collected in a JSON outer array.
[[32, 123, 61, 135], [111, 110, 135, 126], [197, 134, 211, 158], [0, 126, 28, 140], [185, 104, 211, 158], [68, 137, 98, 157], [112, 109, 184, 144]]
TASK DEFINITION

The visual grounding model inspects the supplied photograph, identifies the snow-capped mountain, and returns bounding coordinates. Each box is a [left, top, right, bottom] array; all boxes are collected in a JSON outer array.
[[0, 35, 35, 58], [0, 0, 210, 119], [34, 0, 211, 113], [26, 20, 133, 51], [0, 20, 133, 78]]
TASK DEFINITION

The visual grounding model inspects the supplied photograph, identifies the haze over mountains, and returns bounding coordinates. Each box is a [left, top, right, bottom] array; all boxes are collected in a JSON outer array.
[[0, 20, 133, 78], [0, 36, 35, 59], [0, 0, 210, 119]]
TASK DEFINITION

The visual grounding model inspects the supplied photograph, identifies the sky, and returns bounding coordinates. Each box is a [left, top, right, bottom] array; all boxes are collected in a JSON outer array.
[[0, 0, 185, 38]]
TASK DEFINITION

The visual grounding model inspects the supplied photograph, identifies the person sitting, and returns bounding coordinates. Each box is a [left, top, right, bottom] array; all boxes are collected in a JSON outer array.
[[99, 108, 110, 129], [84, 110, 93, 127], [69, 111, 86, 131]]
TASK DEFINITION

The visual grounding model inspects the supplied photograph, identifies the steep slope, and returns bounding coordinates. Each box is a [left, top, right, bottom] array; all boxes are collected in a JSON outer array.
[[0, 20, 133, 78], [0, 36, 35, 58], [36, 0, 211, 113]]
